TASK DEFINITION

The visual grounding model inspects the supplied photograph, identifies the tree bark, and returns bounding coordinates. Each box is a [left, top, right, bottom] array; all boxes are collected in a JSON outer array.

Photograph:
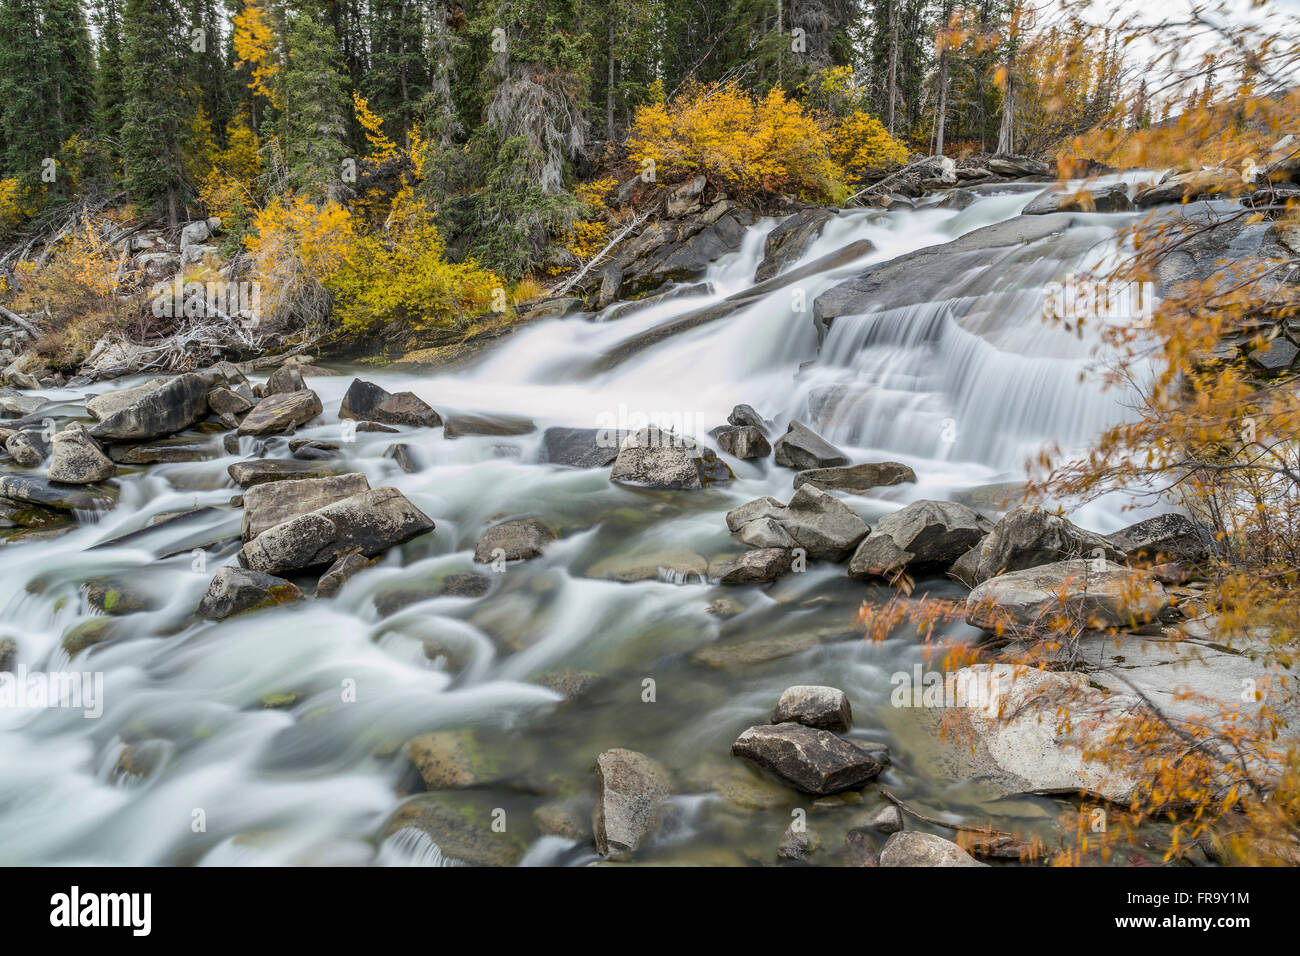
[[886, 1, 898, 135]]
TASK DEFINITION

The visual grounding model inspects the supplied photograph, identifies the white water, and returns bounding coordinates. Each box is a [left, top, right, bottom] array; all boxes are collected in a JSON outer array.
[[0, 179, 1157, 865]]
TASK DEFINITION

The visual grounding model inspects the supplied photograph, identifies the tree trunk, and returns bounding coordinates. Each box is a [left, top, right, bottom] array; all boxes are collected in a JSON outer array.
[[997, 70, 1014, 154], [935, 48, 948, 155]]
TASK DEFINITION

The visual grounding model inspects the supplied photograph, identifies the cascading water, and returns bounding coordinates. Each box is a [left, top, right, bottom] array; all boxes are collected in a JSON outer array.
[[0, 177, 1159, 866]]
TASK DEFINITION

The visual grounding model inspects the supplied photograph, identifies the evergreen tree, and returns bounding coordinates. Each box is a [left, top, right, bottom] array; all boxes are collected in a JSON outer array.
[[0, 0, 58, 188], [281, 10, 350, 198], [121, 0, 189, 223], [91, 0, 127, 149]]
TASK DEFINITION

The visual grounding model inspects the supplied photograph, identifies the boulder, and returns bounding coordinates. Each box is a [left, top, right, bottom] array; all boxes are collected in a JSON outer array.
[[240, 472, 372, 540], [263, 365, 306, 396], [316, 551, 375, 598], [5, 427, 49, 466], [975, 504, 1124, 582], [541, 426, 627, 468], [794, 461, 916, 494], [443, 413, 532, 438], [227, 459, 342, 487], [664, 175, 706, 218], [197, 567, 304, 620], [47, 423, 116, 484], [0, 474, 115, 512], [1135, 167, 1241, 207], [0, 386, 44, 418], [879, 831, 986, 867], [727, 485, 870, 560], [771, 685, 852, 732], [339, 378, 441, 427], [609, 426, 730, 490], [773, 420, 849, 470], [384, 795, 525, 867], [938, 662, 1137, 803], [207, 386, 255, 424], [730, 723, 883, 795], [384, 443, 419, 473], [779, 821, 823, 860], [755, 208, 836, 282], [965, 559, 1169, 631], [714, 425, 771, 459], [727, 404, 768, 432], [594, 748, 673, 860], [472, 517, 554, 563], [847, 499, 991, 579], [179, 220, 211, 248], [289, 438, 340, 461], [237, 389, 324, 436], [711, 548, 794, 585], [985, 154, 1050, 177], [88, 373, 209, 442], [1108, 513, 1213, 565], [238, 487, 435, 574], [1023, 182, 1133, 215]]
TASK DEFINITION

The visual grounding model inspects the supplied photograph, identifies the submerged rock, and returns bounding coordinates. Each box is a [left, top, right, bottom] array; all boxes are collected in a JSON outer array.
[[316, 550, 374, 598], [384, 795, 526, 867], [731, 723, 883, 795], [594, 748, 673, 860], [540, 426, 626, 468], [472, 517, 554, 563], [198, 566, 304, 620], [0, 474, 116, 512], [794, 461, 916, 494]]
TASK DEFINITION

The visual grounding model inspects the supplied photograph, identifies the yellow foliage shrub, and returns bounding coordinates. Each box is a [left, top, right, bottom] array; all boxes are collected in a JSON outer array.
[[828, 110, 910, 178], [627, 81, 847, 203], [558, 176, 617, 264], [327, 196, 503, 337], [198, 113, 264, 225], [244, 195, 355, 326]]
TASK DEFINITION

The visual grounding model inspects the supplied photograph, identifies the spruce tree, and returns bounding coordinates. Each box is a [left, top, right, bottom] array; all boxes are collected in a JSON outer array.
[[0, 0, 59, 189], [121, 0, 189, 223], [281, 10, 350, 199]]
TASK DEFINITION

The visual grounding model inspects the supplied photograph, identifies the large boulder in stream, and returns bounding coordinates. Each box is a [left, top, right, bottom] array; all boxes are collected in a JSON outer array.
[[238, 487, 434, 574], [540, 426, 627, 468], [726, 485, 869, 560], [847, 499, 991, 579], [198, 567, 304, 620], [1107, 513, 1213, 566], [974, 504, 1123, 583], [47, 424, 116, 484], [771, 685, 852, 732], [594, 748, 673, 860], [794, 461, 916, 494], [755, 208, 836, 282], [731, 723, 883, 795], [714, 425, 771, 460], [240, 472, 371, 540], [609, 426, 731, 490], [966, 559, 1168, 631], [88, 373, 210, 442], [339, 378, 442, 427], [5, 427, 49, 466], [237, 389, 324, 436], [772, 420, 849, 470], [1023, 182, 1133, 215], [0, 474, 116, 512]]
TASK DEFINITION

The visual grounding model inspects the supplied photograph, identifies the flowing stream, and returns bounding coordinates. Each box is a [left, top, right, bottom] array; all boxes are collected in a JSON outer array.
[[0, 177, 1162, 865]]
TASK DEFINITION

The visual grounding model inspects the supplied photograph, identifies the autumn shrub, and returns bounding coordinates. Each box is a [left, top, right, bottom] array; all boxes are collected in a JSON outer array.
[[198, 111, 265, 255], [7, 220, 129, 365], [327, 195, 502, 338], [627, 80, 849, 203], [828, 111, 910, 179], [555, 176, 616, 266]]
